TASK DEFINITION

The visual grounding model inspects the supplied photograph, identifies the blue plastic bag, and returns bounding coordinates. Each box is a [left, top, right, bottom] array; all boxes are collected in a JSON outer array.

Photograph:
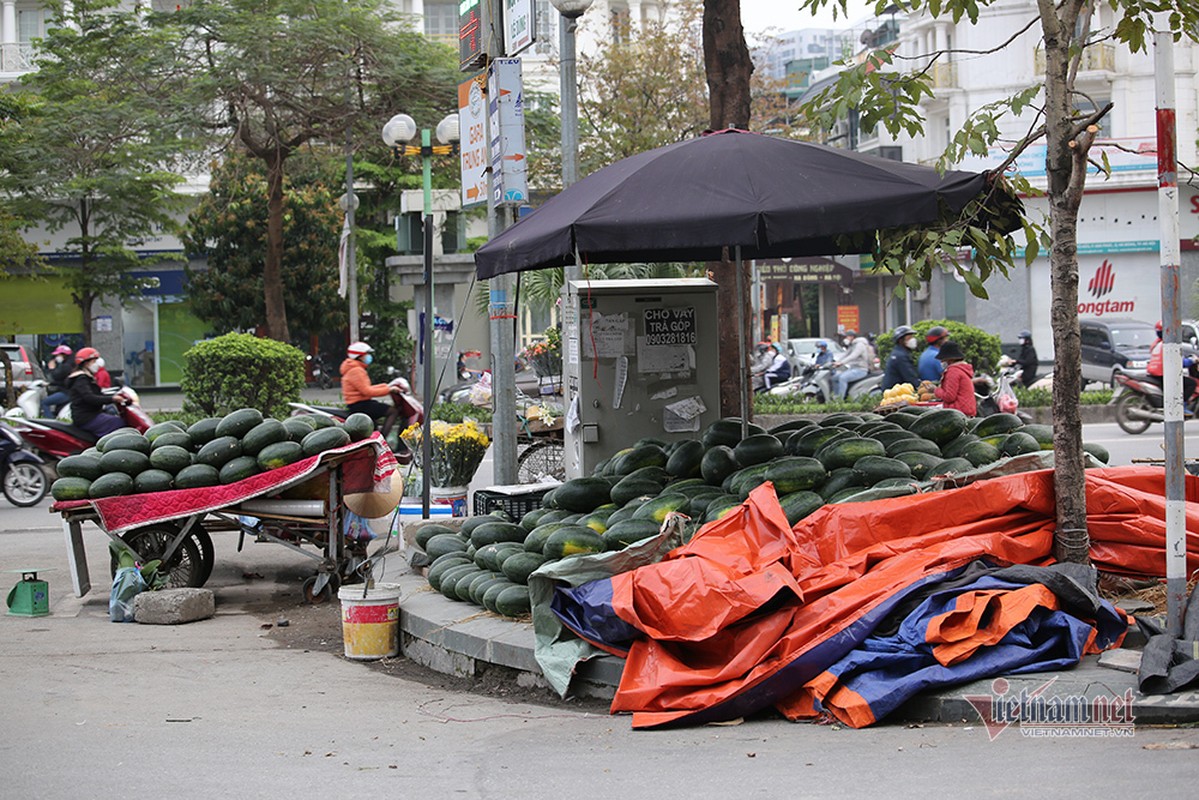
[[109, 566, 146, 623]]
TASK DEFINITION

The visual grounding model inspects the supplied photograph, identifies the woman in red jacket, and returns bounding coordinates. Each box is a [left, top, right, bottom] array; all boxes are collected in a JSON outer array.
[[933, 341, 977, 416]]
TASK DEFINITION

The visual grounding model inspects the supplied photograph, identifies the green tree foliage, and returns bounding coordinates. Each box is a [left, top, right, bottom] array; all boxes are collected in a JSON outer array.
[[165, 0, 459, 343], [792, 0, 1198, 562], [181, 332, 305, 417], [0, 0, 194, 342], [578, 0, 710, 175], [182, 153, 346, 338]]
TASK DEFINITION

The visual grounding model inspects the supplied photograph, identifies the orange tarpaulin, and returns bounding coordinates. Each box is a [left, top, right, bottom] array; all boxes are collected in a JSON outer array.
[[604, 467, 1199, 728]]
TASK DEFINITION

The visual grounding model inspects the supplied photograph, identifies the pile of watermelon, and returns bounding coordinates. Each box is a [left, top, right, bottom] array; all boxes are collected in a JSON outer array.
[[49, 410, 377, 501], [422, 407, 1112, 619]]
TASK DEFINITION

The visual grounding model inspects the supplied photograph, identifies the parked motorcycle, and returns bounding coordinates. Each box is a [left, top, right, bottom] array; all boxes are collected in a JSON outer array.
[[3, 386, 152, 464], [1112, 370, 1199, 434], [288, 377, 424, 464], [768, 364, 883, 403], [0, 422, 48, 506], [305, 352, 335, 390]]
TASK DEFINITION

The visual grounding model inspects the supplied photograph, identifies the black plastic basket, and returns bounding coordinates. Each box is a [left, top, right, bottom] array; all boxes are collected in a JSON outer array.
[[472, 487, 552, 519]]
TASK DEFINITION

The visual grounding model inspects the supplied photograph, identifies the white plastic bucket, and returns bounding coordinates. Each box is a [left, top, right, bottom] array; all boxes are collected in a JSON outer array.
[[338, 583, 402, 660], [430, 485, 469, 517]]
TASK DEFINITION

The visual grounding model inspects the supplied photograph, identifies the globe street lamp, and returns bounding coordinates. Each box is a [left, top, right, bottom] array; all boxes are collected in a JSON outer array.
[[382, 111, 460, 517]]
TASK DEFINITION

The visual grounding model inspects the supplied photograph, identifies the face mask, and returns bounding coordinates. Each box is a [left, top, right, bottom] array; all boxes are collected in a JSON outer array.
[[95, 357, 105, 369], [85, 361, 99, 374], [364, 354, 373, 366], [904, 336, 916, 349]]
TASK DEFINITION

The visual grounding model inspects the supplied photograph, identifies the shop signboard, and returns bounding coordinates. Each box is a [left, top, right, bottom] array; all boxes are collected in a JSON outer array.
[[837, 305, 860, 333]]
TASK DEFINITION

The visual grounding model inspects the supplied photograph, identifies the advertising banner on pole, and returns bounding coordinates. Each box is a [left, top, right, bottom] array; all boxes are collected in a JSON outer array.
[[504, 0, 535, 57], [457, 73, 489, 209], [488, 58, 528, 207]]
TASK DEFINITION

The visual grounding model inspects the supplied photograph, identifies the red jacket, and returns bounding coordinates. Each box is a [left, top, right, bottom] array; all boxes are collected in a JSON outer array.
[[934, 361, 977, 416], [340, 358, 389, 405]]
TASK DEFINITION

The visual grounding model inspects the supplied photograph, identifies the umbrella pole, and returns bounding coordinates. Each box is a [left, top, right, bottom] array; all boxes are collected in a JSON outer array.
[[735, 245, 748, 439]]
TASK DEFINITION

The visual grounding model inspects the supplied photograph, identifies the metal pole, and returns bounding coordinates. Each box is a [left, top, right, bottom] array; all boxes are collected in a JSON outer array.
[[560, 14, 579, 191], [486, 0, 518, 485], [735, 246, 748, 438], [345, 126, 358, 340], [421, 128, 434, 517], [1154, 17, 1186, 637]]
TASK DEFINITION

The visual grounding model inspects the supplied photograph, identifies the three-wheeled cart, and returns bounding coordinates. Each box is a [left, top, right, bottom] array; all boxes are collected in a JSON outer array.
[[54, 436, 398, 604]]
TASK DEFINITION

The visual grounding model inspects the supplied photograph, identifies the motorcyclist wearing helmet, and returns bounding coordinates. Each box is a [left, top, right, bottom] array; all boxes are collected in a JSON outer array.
[[813, 340, 834, 367], [832, 330, 872, 399], [1016, 329, 1039, 388], [41, 344, 74, 417], [761, 343, 791, 390], [67, 347, 127, 437], [341, 341, 400, 434], [918, 325, 949, 383], [1147, 321, 1197, 410], [882, 325, 920, 391]]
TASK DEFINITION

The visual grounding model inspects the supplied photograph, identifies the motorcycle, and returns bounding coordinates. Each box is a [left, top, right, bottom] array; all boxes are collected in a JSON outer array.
[[0, 422, 48, 506], [288, 377, 424, 464], [3, 386, 152, 464], [305, 353, 334, 390], [1112, 370, 1199, 434], [768, 364, 883, 403]]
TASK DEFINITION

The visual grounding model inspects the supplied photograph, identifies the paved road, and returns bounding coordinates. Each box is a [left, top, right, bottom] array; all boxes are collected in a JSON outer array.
[[3, 421, 1199, 797]]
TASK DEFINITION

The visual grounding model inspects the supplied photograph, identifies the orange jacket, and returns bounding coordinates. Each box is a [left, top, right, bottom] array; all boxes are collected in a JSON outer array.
[[340, 358, 389, 404]]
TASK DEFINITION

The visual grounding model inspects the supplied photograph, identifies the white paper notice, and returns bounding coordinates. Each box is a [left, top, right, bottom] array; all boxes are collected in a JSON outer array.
[[565, 394, 581, 433], [581, 312, 629, 359], [636, 336, 690, 373], [662, 395, 706, 433], [613, 356, 629, 409]]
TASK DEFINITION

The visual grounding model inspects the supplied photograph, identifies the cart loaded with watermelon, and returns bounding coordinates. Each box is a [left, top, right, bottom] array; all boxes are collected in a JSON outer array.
[[50, 408, 399, 603]]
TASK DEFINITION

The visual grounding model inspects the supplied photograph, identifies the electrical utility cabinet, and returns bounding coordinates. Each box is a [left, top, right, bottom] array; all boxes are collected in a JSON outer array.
[[563, 279, 721, 478]]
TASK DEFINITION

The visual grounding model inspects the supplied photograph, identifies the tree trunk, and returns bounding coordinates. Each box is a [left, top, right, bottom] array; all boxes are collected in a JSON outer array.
[[1040, 0, 1090, 564], [263, 152, 291, 342], [702, 0, 752, 130], [703, 0, 755, 416]]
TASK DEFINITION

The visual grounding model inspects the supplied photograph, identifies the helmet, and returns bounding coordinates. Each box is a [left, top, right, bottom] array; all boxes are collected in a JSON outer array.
[[1019, 330, 1032, 340], [74, 347, 100, 365], [844, 329, 857, 337], [52, 345, 73, 356], [346, 341, 374, 358], [894, 325, 916, 338], [926, 326, 948, 344], [816, 340, 828, 349]]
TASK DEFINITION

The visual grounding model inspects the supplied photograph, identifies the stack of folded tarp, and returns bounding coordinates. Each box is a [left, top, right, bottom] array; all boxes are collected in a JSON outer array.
[[539, 466, 1199, 728]]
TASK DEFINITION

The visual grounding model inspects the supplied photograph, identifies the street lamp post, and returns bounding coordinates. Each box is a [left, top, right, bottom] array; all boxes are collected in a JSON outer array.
[[550, 0, 593, 193], [382, 111, 460, 517]]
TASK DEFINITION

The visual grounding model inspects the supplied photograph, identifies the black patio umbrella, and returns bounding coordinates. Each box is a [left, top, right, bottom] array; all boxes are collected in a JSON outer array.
[[474, 128, 1016, 278]]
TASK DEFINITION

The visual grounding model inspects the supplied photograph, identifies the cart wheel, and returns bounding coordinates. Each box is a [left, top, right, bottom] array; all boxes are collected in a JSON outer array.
[[110, 526, 205, 589], [516, 440, 565, 483], [301, 574, 340, 604], [191, 525, 215, 585]]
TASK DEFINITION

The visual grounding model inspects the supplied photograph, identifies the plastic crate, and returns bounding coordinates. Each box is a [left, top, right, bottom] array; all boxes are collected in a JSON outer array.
[[472, 486, 552, 519]]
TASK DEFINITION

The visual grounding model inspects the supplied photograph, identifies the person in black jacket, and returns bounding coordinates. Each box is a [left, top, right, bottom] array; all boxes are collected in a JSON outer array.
[[1016, 329, 1039, 388], [67, 347, 126, 437], [41, 344, 74, 417], [882, 325, 920, 391]]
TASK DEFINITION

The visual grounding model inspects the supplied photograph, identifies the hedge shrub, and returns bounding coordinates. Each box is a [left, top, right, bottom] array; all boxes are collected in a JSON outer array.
[[181, 333, 305, 418], [875, 319, 1002, 376]]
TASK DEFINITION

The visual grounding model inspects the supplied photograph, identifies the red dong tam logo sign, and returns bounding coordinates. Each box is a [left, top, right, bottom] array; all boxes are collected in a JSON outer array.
[[1079, 259, 1134, 315]]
